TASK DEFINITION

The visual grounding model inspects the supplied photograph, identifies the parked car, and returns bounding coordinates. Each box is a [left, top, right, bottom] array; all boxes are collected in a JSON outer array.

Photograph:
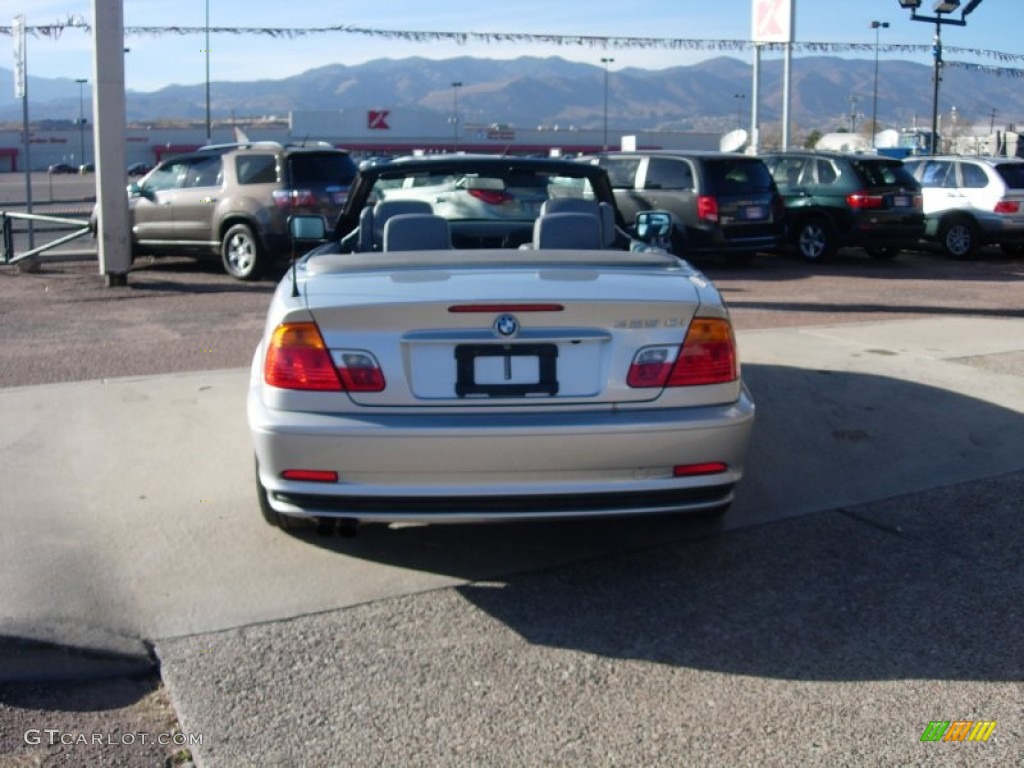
[[760, 150, 925, 262], [107, 140, 358, 279], [127, 162, 152, 176], [247, 154, 755, 533], [585, 150, 784, 262], [903, 155, 1024, 259], [78, 163, 95, 174], [47, 163, 75, 174]]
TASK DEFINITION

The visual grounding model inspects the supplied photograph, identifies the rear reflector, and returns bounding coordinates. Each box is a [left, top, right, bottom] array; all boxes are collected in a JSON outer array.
[[281, 469, 338, 482], [673, 462, 728, 477], [449, 304, 564, 313]]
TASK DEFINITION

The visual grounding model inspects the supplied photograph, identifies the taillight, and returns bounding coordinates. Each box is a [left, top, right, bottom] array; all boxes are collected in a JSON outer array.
[[627, 317, 738, 388], [697, 195, 719, 223], [264, 323, 386, 392], [846, 191, 885, 209], [468, 188, 514, 205], [626, 347, 673, 388], [334, 352, 386, 392], [669, 318, 738, 386], [272, 189, 317, 210], [264, 322, 342, 391], [994, 200, 1020, 214]]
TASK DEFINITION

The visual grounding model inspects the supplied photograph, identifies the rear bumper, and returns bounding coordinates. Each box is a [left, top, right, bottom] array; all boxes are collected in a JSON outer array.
[[248, 386, 755, 523], [681, 226, 783, 256], [847, 218, 925, 247]]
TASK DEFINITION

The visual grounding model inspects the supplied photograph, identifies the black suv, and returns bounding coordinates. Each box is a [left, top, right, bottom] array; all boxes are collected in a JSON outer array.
[[120, 141, 358, 279], [760, 151, 924, 262], [587, 151, 784, 262]]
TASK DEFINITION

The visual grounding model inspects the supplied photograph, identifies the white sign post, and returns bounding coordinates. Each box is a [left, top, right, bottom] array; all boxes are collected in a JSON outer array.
[[752, 0, 795, 150]]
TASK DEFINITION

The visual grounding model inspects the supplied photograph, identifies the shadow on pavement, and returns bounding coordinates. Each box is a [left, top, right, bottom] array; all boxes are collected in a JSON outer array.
[[456, 471, 1022, 683], [279, 364, 1024, 682]]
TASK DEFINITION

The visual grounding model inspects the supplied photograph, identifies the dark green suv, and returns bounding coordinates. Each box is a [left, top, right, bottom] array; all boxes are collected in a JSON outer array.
[[760, 151, 925, 262]]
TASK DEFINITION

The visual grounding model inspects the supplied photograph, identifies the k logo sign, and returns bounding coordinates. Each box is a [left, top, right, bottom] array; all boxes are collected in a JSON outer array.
[[368, 110, 391, 130]]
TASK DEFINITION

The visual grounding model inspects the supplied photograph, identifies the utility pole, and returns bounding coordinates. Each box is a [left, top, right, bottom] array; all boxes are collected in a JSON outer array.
[[848, 94, 863, 134]]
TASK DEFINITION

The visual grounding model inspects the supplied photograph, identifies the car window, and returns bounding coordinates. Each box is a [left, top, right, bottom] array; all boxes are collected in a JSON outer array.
[[916, 160, 954, 188], [143, 161, 188, 192], [767, 156, 807, 187], [994, 163, 1024, 190], [644, 158, 693, 191], [704, 159, 774, 193], [853, 160, 918, 187], [597, 158, 641, 189], [236, 154, 278, 185], [957, 163, 988, 189], [815, 159, 837, 185], [288, 153, 358, 186], [184, 156, 222, 188]]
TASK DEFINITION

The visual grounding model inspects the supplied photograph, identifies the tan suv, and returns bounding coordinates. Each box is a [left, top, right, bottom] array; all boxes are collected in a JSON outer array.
[[122, 141, 357, 279]]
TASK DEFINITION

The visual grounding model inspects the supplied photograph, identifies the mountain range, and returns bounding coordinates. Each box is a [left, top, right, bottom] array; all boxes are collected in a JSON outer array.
[[2, 55, 1019, 135]]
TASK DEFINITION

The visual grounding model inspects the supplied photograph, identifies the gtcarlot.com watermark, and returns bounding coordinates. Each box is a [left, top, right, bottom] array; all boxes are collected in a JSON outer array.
[[24, 729, 203, 747]]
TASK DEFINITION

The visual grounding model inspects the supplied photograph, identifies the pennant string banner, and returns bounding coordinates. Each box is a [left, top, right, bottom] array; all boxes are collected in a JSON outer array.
[[3, 16, 1023, 76]]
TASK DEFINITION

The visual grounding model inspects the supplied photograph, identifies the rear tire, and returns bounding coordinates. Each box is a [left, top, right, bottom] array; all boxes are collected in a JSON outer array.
[[255, 458, 304, 531], [222, 223, 264, 280], [938, 217, 979, 260], [794, 218, 834, 263]]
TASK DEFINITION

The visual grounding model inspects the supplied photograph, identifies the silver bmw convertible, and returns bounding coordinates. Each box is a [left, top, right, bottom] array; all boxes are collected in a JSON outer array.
[[247, 155, 755, 532]]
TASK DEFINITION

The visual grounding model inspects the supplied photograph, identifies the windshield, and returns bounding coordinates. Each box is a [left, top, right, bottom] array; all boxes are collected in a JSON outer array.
[[289, 153, 358, 186], [372, 168, 597, 223], [853, 160, 918, 187], [704, 159, 775, 194]]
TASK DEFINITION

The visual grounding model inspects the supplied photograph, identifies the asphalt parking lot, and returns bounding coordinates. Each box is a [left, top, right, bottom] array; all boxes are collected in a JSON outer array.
[[1, 243, 1022, 766]]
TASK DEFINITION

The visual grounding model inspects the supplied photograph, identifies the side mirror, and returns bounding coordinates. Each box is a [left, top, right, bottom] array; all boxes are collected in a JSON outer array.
[[288, 214, 328, 243], [634, 210, 673, 247], [127, 182, 143, 198]]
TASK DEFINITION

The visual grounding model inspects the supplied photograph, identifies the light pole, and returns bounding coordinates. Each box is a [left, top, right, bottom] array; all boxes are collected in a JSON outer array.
[[733, 93, 746, 129], [451, 81, 463, 152], [75, 78, 88, 167], [896, 0, 984, 155], [870, 21, 889, 147], [601, 57, 614, 150]]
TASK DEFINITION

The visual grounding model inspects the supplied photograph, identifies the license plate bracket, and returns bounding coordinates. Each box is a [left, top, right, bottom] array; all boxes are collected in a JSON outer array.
[[455, 343, 559, 397]]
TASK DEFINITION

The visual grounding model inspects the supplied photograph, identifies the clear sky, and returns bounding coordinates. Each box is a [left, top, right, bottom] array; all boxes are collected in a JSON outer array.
[[11, 0, 1021, 91]]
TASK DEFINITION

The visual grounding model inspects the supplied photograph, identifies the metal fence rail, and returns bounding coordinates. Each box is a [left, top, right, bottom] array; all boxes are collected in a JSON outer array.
[[1, 210, 93, 265]]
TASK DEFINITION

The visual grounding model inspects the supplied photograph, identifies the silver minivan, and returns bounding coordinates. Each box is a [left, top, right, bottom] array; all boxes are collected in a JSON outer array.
[[904, 155, 1024, 259]]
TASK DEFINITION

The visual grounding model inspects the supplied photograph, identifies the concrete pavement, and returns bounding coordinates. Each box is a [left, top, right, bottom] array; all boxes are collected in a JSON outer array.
[[1, 315, 1022, 765]]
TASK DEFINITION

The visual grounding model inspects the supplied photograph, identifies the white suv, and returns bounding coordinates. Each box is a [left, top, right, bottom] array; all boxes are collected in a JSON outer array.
[[904, 156, 1024, 259]]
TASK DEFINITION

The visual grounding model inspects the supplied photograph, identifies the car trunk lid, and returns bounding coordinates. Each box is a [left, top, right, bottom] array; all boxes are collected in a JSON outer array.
[[302, 250, 702, 407]]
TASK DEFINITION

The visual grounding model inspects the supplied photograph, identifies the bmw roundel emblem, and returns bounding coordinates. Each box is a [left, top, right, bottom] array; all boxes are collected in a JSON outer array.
[[493, 314, 520, 338]]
